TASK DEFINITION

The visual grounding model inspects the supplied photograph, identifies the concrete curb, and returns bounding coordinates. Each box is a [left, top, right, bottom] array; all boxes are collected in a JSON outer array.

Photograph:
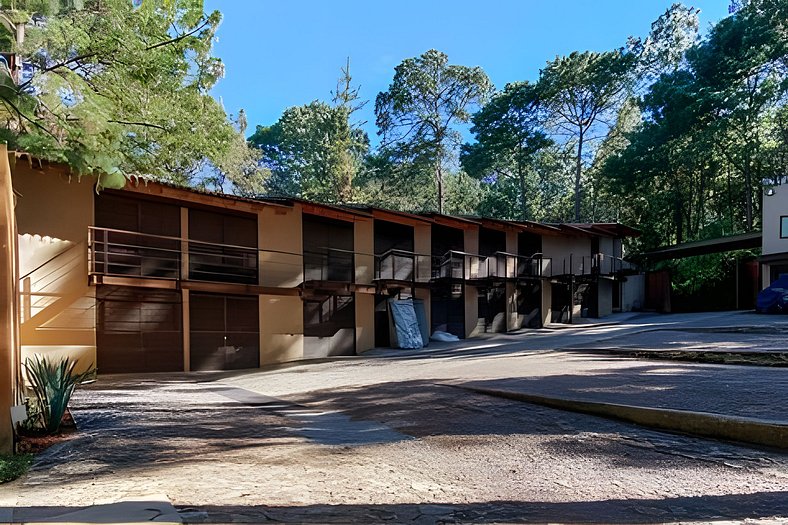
[[9, 493, 181, 524], [453, 385, 788, 449]]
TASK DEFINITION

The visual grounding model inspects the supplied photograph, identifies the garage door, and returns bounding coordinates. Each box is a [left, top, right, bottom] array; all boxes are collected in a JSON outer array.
[[97, 285, 183, 373], [189, 293, 259, 371]]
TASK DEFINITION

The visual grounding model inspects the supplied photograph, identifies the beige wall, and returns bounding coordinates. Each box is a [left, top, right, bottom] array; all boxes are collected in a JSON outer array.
[[258, 204, 303, 288], [14, 164, 96, 374], [413, 222, 432, 332], [621, 274, 645, 312], [541, 282, 552, 326], [354, 293, 375, 353], [597, 279, 613, 318], [464, 285, 480, 338], [463, 227, 480, 337], [542, 235, 591, 275], [505, 231, 519, 330], [257, 203, 305, 364], [763, 185, 788, 256], [259, 294, 304, 365], [354, 217, 374, 285], [353, 218, 375, 353]]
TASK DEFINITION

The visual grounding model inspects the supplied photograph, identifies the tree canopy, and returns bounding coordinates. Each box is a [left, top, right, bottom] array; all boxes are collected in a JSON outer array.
[[374, 49, 493, 213], [4, 0, 786, 265], [0, 0, 260, 188]]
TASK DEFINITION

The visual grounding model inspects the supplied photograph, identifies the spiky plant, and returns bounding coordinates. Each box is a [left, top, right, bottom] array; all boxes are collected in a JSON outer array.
[[23, 356, 94, 434]]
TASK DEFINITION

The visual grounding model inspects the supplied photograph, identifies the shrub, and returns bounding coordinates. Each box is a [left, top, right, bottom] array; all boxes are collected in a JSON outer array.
[[24, 356, 94, 434], [0, 453, 32, 484]]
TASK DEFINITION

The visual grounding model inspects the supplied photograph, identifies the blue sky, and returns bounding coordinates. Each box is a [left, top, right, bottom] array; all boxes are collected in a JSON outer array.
[[205, 1, 731, 142]]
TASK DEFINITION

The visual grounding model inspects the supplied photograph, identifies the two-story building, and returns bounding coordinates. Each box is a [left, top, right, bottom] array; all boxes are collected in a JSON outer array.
[[10, 154, 643, 376]]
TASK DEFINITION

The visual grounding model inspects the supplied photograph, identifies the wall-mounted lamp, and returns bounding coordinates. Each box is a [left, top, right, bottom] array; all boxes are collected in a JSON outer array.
[[766, 188, 776, 196]]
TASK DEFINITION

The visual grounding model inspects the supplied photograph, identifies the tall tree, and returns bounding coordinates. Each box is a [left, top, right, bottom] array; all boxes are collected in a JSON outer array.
[[461, 82, 551, 220], [375, 49, 492, 213], [331, 58, 368, 202], [537, 50, 637, 221], [249, 100, 369, 203], [686, 0, 788, 230], [0, 0, 259, 188]]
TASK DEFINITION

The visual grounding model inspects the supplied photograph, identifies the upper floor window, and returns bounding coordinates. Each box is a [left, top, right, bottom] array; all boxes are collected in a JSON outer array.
[[781, 216, 788, 239]]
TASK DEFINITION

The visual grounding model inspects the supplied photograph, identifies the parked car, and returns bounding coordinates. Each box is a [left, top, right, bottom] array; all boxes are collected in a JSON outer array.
[[756, 274, 788, 313]]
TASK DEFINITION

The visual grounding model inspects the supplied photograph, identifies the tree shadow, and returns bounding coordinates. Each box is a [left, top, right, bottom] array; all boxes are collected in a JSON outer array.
[[456, 361, 788, 422], [24, 373, 786, 503], [7, 491, 788, 524]]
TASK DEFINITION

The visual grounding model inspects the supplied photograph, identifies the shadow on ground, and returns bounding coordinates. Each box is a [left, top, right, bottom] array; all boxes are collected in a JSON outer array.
[[7, 491, 788, 524], [455, 362, 788, 422]]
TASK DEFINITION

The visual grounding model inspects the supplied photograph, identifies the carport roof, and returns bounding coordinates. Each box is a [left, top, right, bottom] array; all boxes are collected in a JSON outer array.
[[641, 231, 762, 261]]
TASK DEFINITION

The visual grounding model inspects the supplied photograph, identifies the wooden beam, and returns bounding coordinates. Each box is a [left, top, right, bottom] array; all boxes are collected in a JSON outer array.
[[181, 280, 301, 297]]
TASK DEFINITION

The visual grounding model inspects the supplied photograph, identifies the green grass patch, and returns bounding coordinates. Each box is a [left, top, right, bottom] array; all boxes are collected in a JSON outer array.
[[0, 453, 33, 484]]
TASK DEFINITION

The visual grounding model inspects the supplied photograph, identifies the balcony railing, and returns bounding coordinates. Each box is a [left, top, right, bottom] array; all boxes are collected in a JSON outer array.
[[430, 250, 551, 281], [373, 249, 432, 283], [553, 253, 638, 277], [88, 226, 258, 284], [303, 247, 354, 283], [489, 252, 549, 280], [89, 227, 181, 280]]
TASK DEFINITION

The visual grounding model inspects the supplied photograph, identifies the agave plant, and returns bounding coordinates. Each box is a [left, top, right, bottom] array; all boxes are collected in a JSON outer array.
[[24, 356, 94, 434]]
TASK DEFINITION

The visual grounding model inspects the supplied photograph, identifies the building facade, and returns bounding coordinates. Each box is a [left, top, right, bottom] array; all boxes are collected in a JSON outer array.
[[12, 160, 643, 375], [761, 179, 788, 287]]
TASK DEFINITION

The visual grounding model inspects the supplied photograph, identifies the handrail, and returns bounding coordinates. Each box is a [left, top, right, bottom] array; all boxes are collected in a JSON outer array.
[[89, 226, 272, 256], [375, 247, 432, 259], [19, 241, 79, 281]]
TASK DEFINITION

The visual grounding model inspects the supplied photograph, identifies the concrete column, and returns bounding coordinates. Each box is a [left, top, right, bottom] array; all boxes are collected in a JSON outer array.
[[463, 227, 480, 338], [182, 289, 190, 372], [259, 294, 303, 365], [541, 282, 552, 326], [354, 218, 374, 285], [464, 285, 480, 338], [0, 145, 17, 454], [354, 292, 375, 354], [505, 231, 518, 331]]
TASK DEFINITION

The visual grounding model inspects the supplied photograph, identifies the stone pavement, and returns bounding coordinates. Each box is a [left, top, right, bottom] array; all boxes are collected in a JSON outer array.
[[5, 373, 788, 524], [453, 353, 788, 423], [2, 311, 788, 524]]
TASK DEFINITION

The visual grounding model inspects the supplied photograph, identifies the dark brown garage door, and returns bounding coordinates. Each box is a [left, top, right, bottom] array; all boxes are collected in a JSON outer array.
[[189, 293, 259, 371], [97, 285, 183, 373]]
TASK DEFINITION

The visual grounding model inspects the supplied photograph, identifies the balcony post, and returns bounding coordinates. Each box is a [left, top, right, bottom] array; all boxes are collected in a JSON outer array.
[[103, 228, 108, 276]]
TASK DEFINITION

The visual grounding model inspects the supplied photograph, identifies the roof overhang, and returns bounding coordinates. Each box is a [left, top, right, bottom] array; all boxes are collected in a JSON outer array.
[[642, 232, 762, 261]]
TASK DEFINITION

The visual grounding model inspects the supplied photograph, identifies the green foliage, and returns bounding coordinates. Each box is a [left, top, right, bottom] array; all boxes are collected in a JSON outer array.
[[0, 453, 32, 484], [461, 82, 552, 220], [375, 49, 493, 212], [24, 355, 93, 434], [355, 147, 435, 212], [537, 49, 638, 221], [0, 0, 261, 187], [602, 0, 788, 248], [249, 100, 369, 203], [248, 61, 368, 203]]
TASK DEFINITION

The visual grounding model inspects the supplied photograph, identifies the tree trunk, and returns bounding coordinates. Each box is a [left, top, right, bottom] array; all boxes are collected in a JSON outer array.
[[518, 163, 528, 220], [574, 130, 583, 222], [435, 162, 444, 214], [744, 147, 753, 232], [674, 191, 684, 244]]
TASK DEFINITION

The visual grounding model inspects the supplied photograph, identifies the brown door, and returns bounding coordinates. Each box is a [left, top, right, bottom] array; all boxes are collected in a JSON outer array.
[[189, 293, 259, 371], [96, 285, 183, 373]]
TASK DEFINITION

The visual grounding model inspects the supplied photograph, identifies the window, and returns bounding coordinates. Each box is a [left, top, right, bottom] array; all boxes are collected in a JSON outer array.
[[782, 216, 788, 239]]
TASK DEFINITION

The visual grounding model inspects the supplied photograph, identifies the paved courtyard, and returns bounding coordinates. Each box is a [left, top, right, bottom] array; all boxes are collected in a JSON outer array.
[[2, 311, 788, 524]]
